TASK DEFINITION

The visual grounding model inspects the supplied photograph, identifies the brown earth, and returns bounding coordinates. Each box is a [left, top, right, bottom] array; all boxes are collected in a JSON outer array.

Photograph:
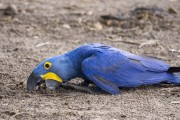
[[0, 0, 180, 120]]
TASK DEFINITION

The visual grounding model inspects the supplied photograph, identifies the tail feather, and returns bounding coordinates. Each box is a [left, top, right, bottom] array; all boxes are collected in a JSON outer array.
[[167, 67, 180, 85], [167, 67, 180, 73], [167, 73, 180, 85], [173, 74, 180, 85]]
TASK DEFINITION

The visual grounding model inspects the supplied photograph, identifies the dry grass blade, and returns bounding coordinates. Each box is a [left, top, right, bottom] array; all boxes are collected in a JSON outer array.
[[139, 40, 159, 48], [114, 40, 140, 45], [10, 112, 35, 120], [169, 49, 180, 53], [170, 101, 180, 104], [36, 42, 50, 47]]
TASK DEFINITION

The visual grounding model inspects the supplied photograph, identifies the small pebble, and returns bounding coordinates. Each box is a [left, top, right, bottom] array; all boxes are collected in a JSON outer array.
[[94, 22, 103, 30], [4, 4, 18, 16], [63, 24, 71, 29]]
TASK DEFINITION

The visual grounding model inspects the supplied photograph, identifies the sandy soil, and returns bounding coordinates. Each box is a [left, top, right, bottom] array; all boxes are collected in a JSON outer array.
[[0, 0, 180, 119]]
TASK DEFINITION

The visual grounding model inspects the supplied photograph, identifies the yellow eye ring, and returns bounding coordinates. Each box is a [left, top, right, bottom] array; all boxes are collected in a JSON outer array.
[[44, 62, 52, 70]]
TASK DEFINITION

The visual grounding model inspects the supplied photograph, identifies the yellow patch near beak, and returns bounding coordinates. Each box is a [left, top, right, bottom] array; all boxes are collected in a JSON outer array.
[[41, 72, 62, 83]]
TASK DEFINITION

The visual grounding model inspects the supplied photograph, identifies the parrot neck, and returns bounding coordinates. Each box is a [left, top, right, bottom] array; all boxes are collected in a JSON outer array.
[[65, 45, 98, 79]]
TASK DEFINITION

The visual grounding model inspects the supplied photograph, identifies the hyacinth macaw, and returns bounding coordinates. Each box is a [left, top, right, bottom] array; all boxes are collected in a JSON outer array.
[[27, 43, 180, 94]]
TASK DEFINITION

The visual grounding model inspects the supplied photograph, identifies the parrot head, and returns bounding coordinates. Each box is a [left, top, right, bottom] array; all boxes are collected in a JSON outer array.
[[27, 55, 77, 91]]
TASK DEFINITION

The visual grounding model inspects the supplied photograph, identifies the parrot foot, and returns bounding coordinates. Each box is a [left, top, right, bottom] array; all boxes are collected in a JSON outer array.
[[61, 82, 102, 94]]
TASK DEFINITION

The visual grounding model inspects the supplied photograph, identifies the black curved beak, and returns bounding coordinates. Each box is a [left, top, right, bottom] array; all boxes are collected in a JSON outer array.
[[27, 72, 43, 91]]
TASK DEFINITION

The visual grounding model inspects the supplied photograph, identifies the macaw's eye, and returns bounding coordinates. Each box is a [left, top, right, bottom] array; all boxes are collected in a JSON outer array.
[[44, 62, 52, 70]]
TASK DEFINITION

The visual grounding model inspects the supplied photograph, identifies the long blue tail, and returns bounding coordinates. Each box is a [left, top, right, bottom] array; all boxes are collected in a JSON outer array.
[[169, 74, 180, 85], [167, 67, 180, 85]]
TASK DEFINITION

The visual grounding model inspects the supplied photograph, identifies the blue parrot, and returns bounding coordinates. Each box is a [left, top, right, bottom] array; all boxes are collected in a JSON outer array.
[[27, 43, 180, 94]]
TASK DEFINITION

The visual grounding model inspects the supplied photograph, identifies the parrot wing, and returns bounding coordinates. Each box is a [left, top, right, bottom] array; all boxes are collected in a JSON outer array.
[[81, 51, 146, 94], [118, 50, 170, 72], [92, 44, 170, 72], [81, 48, 170, 94]]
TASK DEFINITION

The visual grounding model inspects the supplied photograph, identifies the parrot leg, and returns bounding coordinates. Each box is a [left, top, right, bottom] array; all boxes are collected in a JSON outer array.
[[61, 82, 102, 94]]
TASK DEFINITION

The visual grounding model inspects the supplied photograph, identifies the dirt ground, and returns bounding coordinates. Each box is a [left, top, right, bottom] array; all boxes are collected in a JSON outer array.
[[0, 0, 180, 119]]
